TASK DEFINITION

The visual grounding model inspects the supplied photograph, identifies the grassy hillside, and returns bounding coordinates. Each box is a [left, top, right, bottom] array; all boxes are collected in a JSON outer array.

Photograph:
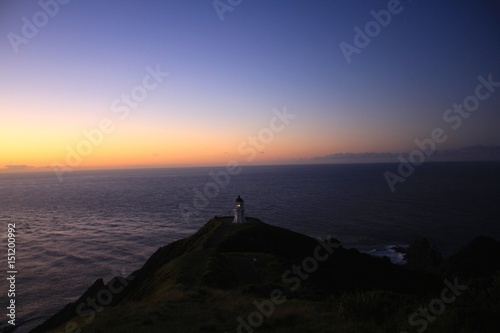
[[31, 218, 500, 333]]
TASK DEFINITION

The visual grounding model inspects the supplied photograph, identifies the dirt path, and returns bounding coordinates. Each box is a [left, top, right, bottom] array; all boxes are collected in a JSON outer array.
[[206, 218, 261, 284], [225, 254, 261, 284], [206, 217, 232, 248]]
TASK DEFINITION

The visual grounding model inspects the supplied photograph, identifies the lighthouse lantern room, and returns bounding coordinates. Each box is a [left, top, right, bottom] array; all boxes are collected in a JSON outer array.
[[233, 195, 246, 224]]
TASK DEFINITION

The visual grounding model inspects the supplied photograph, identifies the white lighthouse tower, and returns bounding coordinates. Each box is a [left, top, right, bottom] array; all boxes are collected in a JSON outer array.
[[233, 195, 246, 224]]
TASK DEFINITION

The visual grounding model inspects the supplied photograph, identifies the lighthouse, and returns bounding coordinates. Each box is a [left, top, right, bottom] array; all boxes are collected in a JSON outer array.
[[233, 195, 246, 224]]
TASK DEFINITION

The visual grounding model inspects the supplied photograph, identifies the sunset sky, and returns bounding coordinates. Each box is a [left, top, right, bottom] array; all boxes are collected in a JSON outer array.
[[1, 0, 499, 172]]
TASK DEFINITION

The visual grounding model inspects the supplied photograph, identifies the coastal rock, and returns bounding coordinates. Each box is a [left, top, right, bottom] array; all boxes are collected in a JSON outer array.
[[404, 237, 443, 273], [439, 236, 500, 278]]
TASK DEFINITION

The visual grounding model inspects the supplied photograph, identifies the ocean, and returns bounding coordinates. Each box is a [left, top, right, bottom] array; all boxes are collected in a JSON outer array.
[[1, 162, 499, 332]]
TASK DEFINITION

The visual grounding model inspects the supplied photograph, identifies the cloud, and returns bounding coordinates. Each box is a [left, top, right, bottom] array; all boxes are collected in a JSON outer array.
[[2, 165, 33, 172], [431, 145, 500, 160], [313, 145, 500, 163], [314, 152, 399, 161]]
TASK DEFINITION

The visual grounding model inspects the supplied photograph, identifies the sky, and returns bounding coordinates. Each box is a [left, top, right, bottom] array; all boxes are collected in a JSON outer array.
[[1, 0, 499, 172]]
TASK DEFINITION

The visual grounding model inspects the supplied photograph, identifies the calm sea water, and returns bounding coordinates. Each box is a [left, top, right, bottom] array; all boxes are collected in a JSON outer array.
[[1, 162, 499, 332]]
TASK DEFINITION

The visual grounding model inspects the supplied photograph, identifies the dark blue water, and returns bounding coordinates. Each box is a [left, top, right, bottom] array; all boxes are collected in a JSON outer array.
[[1, 162, 499, 332]]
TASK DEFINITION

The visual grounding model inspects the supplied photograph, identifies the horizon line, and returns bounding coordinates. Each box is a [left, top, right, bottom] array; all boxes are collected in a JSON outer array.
[[2, 158, 500, 176]]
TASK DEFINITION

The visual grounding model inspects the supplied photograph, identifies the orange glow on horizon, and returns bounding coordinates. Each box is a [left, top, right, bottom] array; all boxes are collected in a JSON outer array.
[[0, 104, 424, 173]]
